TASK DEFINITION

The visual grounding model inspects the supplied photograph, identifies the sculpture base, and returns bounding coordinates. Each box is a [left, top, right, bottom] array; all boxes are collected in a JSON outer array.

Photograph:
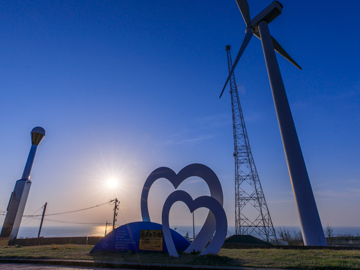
[[90, 221, 190, 254]]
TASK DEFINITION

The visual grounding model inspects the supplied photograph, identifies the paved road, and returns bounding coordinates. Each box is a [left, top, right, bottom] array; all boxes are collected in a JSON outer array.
[[0, 260, 252, 270], [0, 264, 134, 270]]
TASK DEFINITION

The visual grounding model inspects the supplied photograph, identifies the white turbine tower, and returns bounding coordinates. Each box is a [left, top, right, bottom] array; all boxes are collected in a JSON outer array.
[[220, 0, 326, 246]]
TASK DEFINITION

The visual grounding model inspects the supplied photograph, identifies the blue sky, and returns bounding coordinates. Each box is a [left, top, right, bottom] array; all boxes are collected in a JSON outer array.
[[0, 0, 359, 231]]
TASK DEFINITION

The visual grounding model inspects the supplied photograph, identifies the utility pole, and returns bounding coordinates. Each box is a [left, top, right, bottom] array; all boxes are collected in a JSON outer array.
[[112, 198, 120, 231], [104, 220, 111, 236], [225, 45, 277, 242], [37, 202, 47, 237]]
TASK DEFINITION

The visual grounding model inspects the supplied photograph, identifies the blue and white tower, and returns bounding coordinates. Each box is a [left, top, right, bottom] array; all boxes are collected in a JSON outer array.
[[1, 127, 45, 240]]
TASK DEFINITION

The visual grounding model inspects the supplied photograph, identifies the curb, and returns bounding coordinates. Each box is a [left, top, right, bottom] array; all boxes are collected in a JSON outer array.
[[0, 258, 272, 270]]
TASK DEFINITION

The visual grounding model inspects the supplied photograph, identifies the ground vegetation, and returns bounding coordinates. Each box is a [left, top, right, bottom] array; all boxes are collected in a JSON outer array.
[[0, 245, 359, 269]]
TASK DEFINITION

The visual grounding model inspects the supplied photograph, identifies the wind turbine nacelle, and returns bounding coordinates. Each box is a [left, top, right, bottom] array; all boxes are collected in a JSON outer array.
[[251, 1, 282, 29]]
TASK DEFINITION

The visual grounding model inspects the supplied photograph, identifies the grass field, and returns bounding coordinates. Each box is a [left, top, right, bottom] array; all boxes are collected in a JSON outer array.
[[0, 245, 360, 269]]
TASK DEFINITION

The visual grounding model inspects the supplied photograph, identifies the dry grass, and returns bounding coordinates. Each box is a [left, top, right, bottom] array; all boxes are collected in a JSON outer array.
[[0, 245, 359, 269], [0, 238, 9, 247], [219, 248, 360, 269]]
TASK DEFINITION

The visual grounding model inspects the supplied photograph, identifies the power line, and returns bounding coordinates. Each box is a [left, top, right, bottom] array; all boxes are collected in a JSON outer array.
[[21, 205, 44, 226], [23, 201, 111, 217], [30, 216, 105, 225], [118, 205, 127, 226], [1, 200, 114, 226]]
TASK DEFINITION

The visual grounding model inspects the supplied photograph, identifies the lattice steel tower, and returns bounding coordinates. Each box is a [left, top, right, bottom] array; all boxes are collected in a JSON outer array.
[[224, 45, 277, 242]]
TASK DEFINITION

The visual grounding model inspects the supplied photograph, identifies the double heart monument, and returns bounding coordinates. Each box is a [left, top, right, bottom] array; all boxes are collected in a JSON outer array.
[[91, 163, 228, 256]]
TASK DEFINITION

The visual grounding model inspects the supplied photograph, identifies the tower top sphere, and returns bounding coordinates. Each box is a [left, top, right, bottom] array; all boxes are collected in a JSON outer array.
[[31, 126, 45, 146]]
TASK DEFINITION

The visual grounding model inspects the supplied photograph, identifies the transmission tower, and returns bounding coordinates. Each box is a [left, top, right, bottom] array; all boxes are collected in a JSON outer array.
[[225, 45, 277, 242]]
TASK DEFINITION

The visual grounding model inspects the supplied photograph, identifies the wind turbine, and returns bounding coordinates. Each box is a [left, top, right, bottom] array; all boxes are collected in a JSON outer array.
[[220, 0, 326, 246]]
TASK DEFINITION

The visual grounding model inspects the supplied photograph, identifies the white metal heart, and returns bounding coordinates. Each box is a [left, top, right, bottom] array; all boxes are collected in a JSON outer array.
[[141, 164, 224, 253], [162, 190, 227, 257]]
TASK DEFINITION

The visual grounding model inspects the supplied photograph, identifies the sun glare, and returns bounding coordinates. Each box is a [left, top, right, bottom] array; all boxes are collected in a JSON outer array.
[[107, 178, 118, 188]]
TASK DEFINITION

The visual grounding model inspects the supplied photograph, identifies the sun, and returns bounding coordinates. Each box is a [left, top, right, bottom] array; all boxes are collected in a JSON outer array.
[[107, 178, 118, 188]]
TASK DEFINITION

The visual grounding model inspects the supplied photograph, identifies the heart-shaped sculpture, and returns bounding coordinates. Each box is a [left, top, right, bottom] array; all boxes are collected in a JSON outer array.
[[141, 163, 224, 253], [162, 190, 227, 257]]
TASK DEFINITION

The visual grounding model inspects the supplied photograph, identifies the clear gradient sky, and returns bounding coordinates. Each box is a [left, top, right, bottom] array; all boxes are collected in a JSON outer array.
[[0, 0, 359, 230]]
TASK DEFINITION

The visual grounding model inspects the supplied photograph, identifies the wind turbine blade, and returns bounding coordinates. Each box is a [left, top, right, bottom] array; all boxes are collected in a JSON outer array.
[[235, 0, 251, 27], [271, 36, 302, 70], [219, 29, 253, 99]]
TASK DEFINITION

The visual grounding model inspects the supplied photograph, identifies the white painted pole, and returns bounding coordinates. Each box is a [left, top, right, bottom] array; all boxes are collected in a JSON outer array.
[[1, 179, 31, 238], [0, 127, 45, 240], [22, 145, 37, 180], [258, 20, 326, 246], [9, 180, 31, 240]]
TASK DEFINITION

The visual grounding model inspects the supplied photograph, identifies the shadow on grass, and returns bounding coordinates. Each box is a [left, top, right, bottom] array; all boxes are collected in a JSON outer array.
[[187, 253, 241, 266], [89, 251, 242, 267]]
